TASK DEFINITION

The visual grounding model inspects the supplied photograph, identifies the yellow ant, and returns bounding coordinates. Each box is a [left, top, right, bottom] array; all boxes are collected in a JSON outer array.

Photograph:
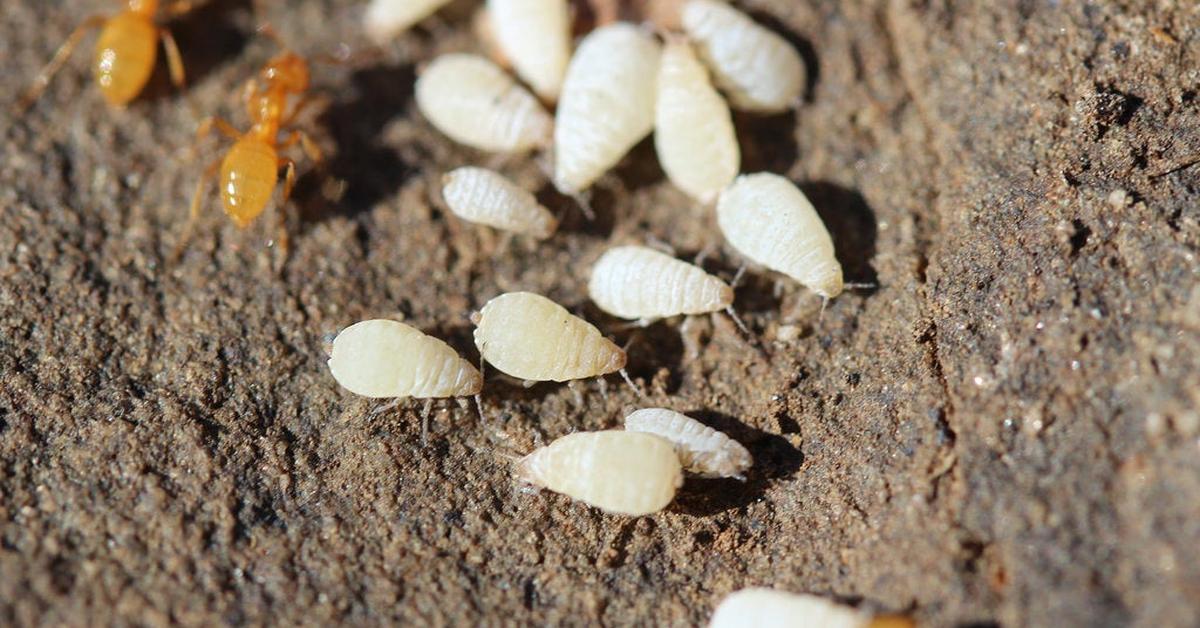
[[18, 0, 195, 110], [184, 26, 327, 256]]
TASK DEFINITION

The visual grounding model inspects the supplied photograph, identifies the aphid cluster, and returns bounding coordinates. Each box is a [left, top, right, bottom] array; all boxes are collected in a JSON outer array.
[[21, 0, 880, 619]]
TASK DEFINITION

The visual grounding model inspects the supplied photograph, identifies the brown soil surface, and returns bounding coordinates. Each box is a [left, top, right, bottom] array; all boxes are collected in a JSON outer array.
[[3, 1, 1199, 626]]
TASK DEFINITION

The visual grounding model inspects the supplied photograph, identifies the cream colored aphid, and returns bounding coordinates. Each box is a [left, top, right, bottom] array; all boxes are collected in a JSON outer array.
[[517, 431, 682, 515], [709, 588, 911, 628], [442, 167, 558, 238], [488, 0, 571, 101], [472, 292, 627, 383], [363, 0, 453, 43], [328, 319, 483, 440], [717, 172, 843, 298], [624, 408, 751, 479], [655, 37, 739, 202], [589, 245, 733, 321], [682, 0, 804, 113], [554, 23, 661, 194], [416, 54, 553, 153]]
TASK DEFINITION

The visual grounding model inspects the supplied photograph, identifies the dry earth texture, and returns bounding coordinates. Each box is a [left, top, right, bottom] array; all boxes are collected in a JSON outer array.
[[2, 0, 1199, 626]]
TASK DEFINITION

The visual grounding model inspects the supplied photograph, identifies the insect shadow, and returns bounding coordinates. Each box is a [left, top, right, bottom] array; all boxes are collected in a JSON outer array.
[[734, 109, 800, 175], [140, 0, 253, 102], [671, 409, 804, 517], [800, 181, 879, 288], [292, 62, 417, 224]]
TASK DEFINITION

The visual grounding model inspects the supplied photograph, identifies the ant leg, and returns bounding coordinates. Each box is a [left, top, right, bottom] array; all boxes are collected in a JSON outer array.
[[173, 157, 223, 262], [159, 28, 186, 90], [194, 116, 240, 144], [163, 0, 201, 18], [280, 94, 328, 128], [275, 158, 297, 255], [16, 15, 108, 112]]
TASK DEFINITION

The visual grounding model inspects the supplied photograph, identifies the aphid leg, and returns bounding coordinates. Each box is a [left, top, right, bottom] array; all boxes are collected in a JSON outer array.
[[474, 394, 486, 423], [568, 381, 584, 407], [420, 398, 433, 446], [172, 157, 223, 262], [819, 296, 828, 321], [274, 158, 298, 256], [16, 15, 108, 112], [571, 191, 595, 221], [619, 369, 645, 399], [598, 377, 609, 401], [680, 315, 701, 361], [159, 28, 186, 90], [371, 397, 405, 417], [693, 243, 715, 267], [843, 282, 878, 290], [645, 235, 676, 256]]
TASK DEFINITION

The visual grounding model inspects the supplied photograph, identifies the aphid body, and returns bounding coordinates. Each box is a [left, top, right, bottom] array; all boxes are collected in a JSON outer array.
[[589, 245, 733, 320], [189, 43, 323, 241], [472, 292, 626, 382], [518, 431, 682, 515], [717, 173, 843, 298], [553, 23, 661, 194], [363, 0, 453, 43], [709, 588, 873, 628], [442, 167, 558, 238], [19, 0, 186, 109], [416, 53, 553, 153], [682, 0, 804, 113], [625, 408, 751, 479], [487, 0, 571, 101], [654, 37, 739, 202], [328, 319, 483, 399]]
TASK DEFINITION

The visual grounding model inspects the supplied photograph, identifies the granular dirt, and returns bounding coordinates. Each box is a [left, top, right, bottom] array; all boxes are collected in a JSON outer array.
[[1, 1, 1198, 626]]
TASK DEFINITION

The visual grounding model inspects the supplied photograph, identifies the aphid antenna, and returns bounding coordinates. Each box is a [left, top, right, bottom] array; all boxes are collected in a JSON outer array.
[[724, 306, 751, 337], [692, 243, 715, 267], [619, 368, 646, 399], [571, 190, 595, 221], [474, 394, 487, 423], [819, 296, 828, 322], [843, 282, 877, 290], [730, 264, 747, 289]]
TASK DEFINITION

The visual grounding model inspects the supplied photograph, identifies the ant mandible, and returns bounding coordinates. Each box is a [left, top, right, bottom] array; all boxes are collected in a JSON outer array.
[[185, 26, 326, 255], [18, 0, 195, 110]]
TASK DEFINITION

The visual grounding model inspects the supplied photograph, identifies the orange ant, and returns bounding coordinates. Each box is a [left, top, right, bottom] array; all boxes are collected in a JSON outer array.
[[183, 26, 327, 257], [18, 1, 196, 110]]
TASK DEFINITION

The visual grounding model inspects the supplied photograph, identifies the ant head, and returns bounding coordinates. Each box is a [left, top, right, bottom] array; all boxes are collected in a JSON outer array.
[[261, 52, 310, 93], [127, 0, 158, 16]]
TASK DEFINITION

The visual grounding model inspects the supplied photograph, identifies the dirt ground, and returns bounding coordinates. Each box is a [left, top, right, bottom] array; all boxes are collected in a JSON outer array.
[[2, 0, 1198, 626]]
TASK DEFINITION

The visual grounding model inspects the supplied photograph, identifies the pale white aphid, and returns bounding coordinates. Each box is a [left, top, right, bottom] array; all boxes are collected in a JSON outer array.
[[517, 431, 683, 515], [554, 23, 662, 194], [654, 37, 739, 202], [588, 245, 733, 321], [717, 173, 843, 298], [709, 589, 873, 628], [442, 167, 558, 238], [682, 0, 805, 113], [488, 0, 571, 101], [624, 408, 751, 479], [327, 319, 483, 440], [472, 292, 627, 383], [363, 0, 453, 44], [416, 54, 553, 153]]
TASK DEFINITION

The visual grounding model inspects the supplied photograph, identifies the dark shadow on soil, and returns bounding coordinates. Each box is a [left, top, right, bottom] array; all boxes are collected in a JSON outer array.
[[140, 0, 252, 102], [292, 63, 416, 223], [671, 409, 804, 517], [735, 109, 800, 174], [538, 182, 615, 239], [800, 181, 879, 287]]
